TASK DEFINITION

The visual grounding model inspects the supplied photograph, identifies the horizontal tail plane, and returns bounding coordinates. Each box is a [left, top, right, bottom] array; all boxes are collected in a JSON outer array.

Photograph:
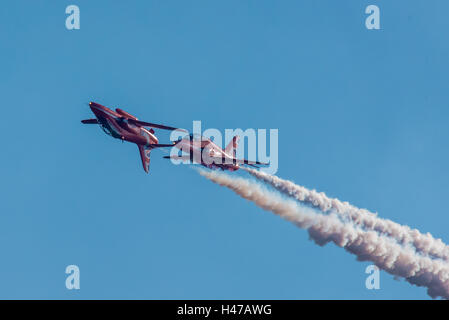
[[81, 119, 98, 124]]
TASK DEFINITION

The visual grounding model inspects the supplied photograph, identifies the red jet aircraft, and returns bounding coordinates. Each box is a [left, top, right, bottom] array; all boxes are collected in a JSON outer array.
[[163, 133, 269, 171], [81, 102, 182, 173]]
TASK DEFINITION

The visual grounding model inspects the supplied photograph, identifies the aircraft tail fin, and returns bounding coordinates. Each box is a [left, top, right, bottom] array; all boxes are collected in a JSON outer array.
[[224, 135, 240, 157], [138, 145, 151, 173]]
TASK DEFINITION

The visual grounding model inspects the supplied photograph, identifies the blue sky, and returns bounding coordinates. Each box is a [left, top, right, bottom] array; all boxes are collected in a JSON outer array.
[[0, 1, 448, 299]]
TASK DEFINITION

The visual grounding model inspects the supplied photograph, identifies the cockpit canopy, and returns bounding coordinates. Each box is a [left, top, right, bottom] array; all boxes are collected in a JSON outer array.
[[100, 123, 113, 136]]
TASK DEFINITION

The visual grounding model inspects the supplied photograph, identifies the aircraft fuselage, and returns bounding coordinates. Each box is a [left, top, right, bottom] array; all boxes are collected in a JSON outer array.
[[89, 102, 158, 146]]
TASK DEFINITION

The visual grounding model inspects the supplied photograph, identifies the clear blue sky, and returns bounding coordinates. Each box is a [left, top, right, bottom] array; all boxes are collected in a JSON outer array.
[[0, 1, 448, 299]]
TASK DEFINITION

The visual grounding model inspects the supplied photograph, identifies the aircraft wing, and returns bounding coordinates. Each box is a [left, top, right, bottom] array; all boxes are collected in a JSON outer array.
[[239, 158, 269, 166], [149, 143, 176, 148], [163, 155, 193, 163], [209, 156, 269, 167], [128, 119, 186, 132], [138, 145, 151, 173]]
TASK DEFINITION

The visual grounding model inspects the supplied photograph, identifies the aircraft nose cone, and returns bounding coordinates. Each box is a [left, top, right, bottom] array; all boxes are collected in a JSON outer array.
[[89, 102, 103, 117]]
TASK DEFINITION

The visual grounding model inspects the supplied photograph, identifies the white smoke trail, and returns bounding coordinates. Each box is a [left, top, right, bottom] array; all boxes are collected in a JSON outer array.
[[198, 169, 449, 299], [244, 168, 449, 262]]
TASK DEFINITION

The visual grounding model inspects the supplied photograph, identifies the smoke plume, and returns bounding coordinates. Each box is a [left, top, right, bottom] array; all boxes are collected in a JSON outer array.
[[243, 168, 449, 262], [198, 169, 449, 299]]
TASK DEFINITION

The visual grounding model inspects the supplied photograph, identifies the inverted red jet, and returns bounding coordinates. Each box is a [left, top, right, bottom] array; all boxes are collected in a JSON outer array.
[[81, 102, 182, 173]]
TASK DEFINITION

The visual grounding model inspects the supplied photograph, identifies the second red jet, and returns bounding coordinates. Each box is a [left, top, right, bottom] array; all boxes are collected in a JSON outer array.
[[82, 102, 183, 173]]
